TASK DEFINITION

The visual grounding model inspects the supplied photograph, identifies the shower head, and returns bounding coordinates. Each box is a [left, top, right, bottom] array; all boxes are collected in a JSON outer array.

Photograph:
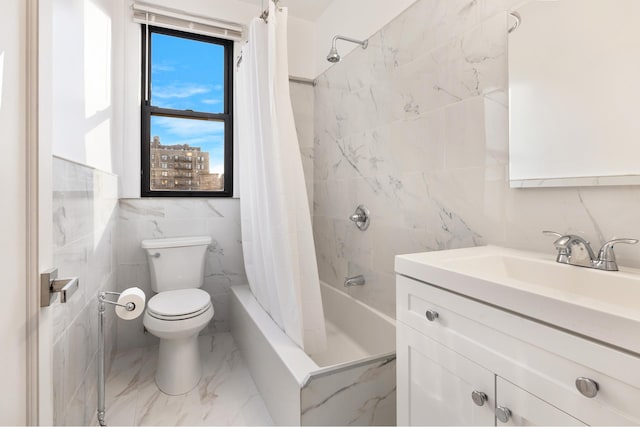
[[326, 46, 340, 63], [326, 35, 368, 63]]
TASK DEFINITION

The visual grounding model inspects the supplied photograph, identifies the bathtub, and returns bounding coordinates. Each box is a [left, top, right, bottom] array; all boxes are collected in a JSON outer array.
[[230, 282, 396, 426]]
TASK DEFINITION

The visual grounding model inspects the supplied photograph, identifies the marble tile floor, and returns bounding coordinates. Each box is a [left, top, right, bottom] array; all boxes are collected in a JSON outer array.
[[101, 332, 274, 426]]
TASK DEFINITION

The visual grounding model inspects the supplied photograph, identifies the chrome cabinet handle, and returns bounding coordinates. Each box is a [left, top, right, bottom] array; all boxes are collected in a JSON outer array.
[[425, 310, 439, 322], [150, 252, 160, 258], [575, 377, 599, 398], [471, 390, 487, 406], [495, 406, 512, 423]]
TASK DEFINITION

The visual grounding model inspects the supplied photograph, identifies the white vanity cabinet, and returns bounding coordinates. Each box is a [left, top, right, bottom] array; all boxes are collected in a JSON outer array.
[[395, 272, 640, 426], [397, 320, 586, 426]]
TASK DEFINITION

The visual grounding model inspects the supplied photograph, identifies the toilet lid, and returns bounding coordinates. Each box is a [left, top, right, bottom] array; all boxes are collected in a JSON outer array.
[[147, 289, 211, 317]]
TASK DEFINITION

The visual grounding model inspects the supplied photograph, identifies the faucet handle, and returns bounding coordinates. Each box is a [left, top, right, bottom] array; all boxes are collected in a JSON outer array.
[[596, 238, 638, 271], [602, 238, 639, 246], [543, 231, 591, 247], [598, 238, 638, 258], [543, 230, 571, 248], [543, 230, 572, 263], [543, 231, 569, 246]]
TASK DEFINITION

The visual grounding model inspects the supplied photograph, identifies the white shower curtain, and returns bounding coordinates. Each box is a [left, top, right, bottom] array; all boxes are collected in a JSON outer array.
[[237, 2, 326, 355]]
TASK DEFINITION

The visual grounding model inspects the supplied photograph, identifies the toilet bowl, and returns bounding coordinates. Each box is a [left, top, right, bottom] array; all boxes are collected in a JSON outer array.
[[141, 236, 213, 395]]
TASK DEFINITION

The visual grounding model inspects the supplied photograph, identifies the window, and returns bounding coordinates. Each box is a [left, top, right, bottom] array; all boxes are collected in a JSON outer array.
[[141, 26, 233, 197]]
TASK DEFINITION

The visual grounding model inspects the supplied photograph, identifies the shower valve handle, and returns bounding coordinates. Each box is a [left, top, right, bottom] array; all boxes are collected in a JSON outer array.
[[349, 205, 370, 231]]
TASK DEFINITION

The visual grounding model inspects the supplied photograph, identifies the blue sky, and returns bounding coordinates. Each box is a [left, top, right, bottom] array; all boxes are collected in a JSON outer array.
[[150, 33, 226, 174]]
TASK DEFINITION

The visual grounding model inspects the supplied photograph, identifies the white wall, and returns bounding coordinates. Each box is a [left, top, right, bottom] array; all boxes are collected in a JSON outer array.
[[314, 0, 418, 77], [0, 0, 27, 424], [51, 0, 120, 174], [287, 16, 316, 78], [118, 0, 316, 197]]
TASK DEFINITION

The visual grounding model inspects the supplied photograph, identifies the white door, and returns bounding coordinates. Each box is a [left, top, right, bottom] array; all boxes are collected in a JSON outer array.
[[38, 0, 55, 423], [495, 377, 586, 426], [0, 0, 52, 424], [0, 0, 55, 424], [397, 323, 495, 426], [0, 1, 30, 423]]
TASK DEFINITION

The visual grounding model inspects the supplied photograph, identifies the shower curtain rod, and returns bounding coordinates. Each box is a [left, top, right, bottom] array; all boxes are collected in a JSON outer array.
[[236, 52, 315, 87], [289, 76, 316, 87], [235, 52, 314, 86]]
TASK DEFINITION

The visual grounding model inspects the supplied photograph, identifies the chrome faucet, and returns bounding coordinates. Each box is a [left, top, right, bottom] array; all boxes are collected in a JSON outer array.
[[543, 231, 638, 271], [344, 275, 365, 287]]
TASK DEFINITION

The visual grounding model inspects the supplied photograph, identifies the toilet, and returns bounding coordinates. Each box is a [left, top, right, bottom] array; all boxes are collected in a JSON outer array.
[[141, 236, 214, 395]]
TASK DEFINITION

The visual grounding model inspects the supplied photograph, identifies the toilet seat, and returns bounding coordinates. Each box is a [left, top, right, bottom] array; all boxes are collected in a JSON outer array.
[[147, 289, 212, 321]]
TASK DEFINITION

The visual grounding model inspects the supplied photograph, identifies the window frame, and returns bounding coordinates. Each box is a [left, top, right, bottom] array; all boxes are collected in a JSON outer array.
[[141, 25, 234, 198]]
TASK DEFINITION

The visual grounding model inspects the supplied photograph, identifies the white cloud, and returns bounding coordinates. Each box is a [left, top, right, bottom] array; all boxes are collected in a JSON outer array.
[[209, 163, 225, 174], [202, 99, 222, 105], [153, 83, 211, 99], [153, 116, 224, 138], [152, 64, 175, 72]]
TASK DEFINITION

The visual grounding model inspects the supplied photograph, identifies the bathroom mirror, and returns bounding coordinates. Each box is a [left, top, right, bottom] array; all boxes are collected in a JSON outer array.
[[508, 0, 640, 188]]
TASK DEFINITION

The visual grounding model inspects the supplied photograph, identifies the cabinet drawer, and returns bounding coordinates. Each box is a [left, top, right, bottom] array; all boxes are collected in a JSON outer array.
[[397, 274, 640, 425]]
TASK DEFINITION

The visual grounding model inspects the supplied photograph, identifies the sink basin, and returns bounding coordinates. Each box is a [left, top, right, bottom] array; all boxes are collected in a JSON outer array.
[[395, 246, 640, 354], [441, 253, 640, 312]]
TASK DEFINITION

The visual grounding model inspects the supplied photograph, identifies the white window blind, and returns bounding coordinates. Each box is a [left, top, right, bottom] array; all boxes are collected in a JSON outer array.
[[132, 2, 244, 41]]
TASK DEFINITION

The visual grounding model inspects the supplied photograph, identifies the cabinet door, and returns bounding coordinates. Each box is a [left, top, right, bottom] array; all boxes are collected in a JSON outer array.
[[397, 323, 495, 426], [496, 377, 586, 426]]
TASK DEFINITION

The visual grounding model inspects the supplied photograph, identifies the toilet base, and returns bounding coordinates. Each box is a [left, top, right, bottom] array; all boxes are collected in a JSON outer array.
[[156, 334, 202, 395]]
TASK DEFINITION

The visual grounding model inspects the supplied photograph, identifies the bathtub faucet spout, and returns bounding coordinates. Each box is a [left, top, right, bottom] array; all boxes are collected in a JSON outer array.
[[344, 275, 365, 287]]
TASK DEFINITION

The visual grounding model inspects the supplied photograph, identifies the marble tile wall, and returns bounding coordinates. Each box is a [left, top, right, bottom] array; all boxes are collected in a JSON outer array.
[[52, 157, 119, 425], [115, 81, 314, 350], [313, 0, 640, 318]]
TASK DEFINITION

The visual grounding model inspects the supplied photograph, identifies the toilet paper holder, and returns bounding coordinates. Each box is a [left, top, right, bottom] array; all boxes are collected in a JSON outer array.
[[97, 291, 138, 427], [98, 291, 136, 311]]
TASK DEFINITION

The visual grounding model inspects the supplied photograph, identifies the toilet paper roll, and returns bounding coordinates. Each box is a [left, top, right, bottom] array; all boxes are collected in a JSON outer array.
[[115, 287, 146, 320]]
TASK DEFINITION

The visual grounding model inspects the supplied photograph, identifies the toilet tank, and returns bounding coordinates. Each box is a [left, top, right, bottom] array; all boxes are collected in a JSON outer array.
[[141, 236, 212, 293]]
